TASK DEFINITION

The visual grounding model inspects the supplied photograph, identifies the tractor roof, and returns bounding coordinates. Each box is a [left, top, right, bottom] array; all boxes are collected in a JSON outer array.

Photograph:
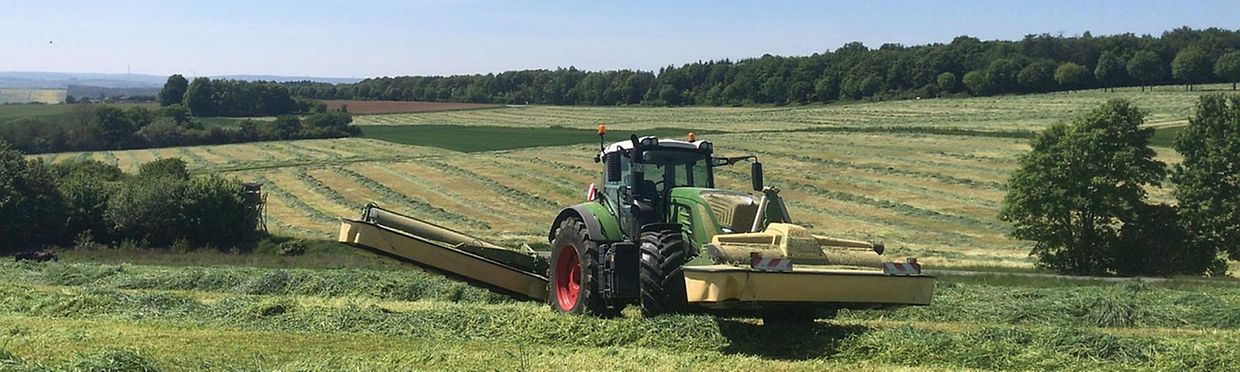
[[602, 136, 711, 156]]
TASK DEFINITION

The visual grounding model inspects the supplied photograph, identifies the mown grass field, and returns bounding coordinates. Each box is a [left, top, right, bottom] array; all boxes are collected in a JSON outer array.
[[10, 84, 1240, 370], [28, 85, 1227, 269], [2, 261, 1239, 370]]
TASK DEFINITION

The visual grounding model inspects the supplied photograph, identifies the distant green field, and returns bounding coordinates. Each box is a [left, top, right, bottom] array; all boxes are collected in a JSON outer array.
[[0, 88, 65, 104], [360, 124, 711, 152]]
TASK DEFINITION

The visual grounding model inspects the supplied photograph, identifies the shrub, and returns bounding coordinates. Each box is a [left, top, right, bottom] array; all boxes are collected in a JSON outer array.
[[0, 142, 67, 254]]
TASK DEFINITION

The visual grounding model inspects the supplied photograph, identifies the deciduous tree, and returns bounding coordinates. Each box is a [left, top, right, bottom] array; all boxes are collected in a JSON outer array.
[[1000, 99, 1165, 275], [1054, 62, 1088, 91], [1215, 51, 1240, 91], [1171, 46, 1212, 91], [1173, 94, 1240, 261], [1127, 51, 1164, 92], [158, 74, 189, 106]]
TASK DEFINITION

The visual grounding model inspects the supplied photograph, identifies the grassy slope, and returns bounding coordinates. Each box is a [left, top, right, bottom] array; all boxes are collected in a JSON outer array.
[[1, 261, 1239, 370], [23, 85, 1233, 269]]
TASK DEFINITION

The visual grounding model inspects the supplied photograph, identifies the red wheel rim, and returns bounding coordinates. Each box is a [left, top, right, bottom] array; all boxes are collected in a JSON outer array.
[[555, 245, 582, 310]]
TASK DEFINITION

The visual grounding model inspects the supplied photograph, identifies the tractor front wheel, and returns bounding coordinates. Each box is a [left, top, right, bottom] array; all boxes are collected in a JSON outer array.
[[639, 228, 688, 317], [548, 217, 613, 316]]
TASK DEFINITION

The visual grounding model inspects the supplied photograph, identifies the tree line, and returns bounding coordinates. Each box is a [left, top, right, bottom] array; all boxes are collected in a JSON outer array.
[[283, 27, 1240, 106], [1001, 94, 1240, 276], [158, 74, 322, 116], [0, 150, 259, 254], [0, 104, 359, 154]]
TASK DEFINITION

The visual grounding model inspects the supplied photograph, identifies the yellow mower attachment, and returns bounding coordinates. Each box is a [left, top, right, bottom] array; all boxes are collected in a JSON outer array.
[[705, 222, 887, 268]]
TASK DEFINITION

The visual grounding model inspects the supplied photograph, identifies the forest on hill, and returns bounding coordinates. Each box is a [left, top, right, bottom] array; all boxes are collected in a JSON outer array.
[[282, 27, 1240, 106]]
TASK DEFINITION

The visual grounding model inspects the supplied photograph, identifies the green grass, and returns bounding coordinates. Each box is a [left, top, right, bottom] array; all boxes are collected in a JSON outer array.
[[360, 124, 713, 152], [3, 260, 1240, 369], [1151, 124, 1187, 148]]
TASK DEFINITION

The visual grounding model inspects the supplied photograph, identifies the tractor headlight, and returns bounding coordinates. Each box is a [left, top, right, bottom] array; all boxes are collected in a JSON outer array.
[[700, 141, 712, 152], [641, 137, 658, 147]]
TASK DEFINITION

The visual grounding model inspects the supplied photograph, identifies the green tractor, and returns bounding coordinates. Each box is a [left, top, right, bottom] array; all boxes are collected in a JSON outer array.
[[340, 129, 933, 321], [548, 129, 876, 317]]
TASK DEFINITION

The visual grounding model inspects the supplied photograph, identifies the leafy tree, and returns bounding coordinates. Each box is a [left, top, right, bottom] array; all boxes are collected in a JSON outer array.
[[158, 74, 189, 106], [1113, 203, 1223, 276], [185, 174, 255, 246], [986, 58, 1021, 92], [813, 75, 840, 102], [787, 81, 813, 104], [92, 106, 136, 149], [106, 174, 190, 247], [136, 117, 188, 146], [0, 142, 66, 253], [1054, 62, 1089, 91], [1094, 51, 1126, 92], [158, 104, 192, 126], [962, 70, 993, 96], [1173, 94, 1240, 260], [1000, 99, 1165, 275], [138, 157, 189, 180], [936, 72, 957, 94], [269, 115, 302, 140], [184, 77, 216, 116], [1017, 60, 1058, 92], [65, 95, 76, 104], [1214, 51, 1240, 90], [52, 159, 123, 244], [1126, 50, 1164, 92], [1171, 46, 1212, 91]]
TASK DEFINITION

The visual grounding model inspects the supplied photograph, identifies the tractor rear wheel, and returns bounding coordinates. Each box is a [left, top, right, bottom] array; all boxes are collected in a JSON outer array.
[[548, 217, 614, 316], [639, 228, 688, 317]]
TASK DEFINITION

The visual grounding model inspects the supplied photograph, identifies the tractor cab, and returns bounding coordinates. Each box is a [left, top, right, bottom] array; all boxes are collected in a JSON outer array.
[[597, 135, 717, 240], [594, 134, 775, 252]]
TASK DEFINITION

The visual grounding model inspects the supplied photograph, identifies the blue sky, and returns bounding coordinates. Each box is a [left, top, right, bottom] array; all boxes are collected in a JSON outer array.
[[3, 0, 1237, 78]]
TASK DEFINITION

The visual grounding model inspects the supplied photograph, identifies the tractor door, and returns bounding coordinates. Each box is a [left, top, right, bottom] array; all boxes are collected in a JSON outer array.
[[602, 152, 635, 239]]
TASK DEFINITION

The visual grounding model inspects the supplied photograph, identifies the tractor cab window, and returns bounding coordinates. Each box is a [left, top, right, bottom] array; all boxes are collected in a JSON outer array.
[[636, 150, 713, 193]]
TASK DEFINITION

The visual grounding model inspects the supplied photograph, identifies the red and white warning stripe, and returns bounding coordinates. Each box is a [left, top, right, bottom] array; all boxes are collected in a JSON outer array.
[[750, 252, 793, 272], [883, 258, 922, 276]]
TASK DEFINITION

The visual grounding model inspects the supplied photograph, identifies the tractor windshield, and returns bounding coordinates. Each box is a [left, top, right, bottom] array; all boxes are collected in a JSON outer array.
[[638, 149, 713, 191]]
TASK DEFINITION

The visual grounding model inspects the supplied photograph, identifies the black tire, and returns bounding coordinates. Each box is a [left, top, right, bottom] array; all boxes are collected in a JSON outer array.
[[548, 217, 615, 316], [639, 228, 688, 317]]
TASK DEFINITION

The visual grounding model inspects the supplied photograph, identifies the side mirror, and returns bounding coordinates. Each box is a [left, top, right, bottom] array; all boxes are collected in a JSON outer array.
[[751, 161, 764, 191], [629, 135, 642, 162]]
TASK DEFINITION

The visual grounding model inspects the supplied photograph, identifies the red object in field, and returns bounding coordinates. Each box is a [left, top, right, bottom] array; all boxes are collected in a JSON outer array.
[[555, 244, 582, 310], [598, 124, 607, 135], [883, 258, 923, 276], [749, 252, 793, 272]]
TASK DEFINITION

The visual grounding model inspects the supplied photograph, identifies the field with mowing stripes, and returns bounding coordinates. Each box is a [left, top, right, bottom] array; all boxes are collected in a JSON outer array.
[[12, 85, 1240, 370], [29, 86, 1221, 269]]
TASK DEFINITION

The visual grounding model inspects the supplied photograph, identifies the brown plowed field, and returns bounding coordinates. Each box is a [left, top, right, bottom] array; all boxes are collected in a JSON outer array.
[[322, 100, 501, 114]]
